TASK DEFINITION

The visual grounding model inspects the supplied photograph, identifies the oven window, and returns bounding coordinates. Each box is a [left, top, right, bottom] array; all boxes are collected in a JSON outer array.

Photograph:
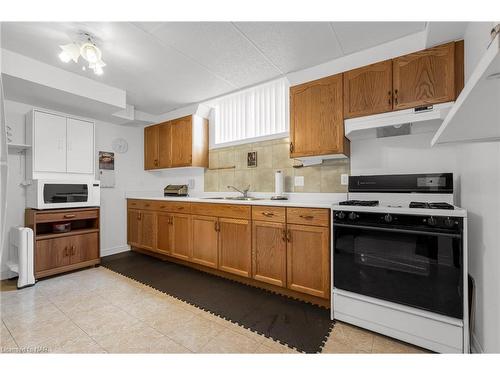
[[43, 184, 89, 203], [333, 226, 463, 319]]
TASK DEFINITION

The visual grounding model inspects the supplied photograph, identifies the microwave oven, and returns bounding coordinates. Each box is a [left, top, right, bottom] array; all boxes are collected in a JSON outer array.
[[26, 179, 100, 209]]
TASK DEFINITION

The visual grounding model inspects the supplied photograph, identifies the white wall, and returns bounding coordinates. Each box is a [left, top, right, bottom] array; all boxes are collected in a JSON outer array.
[[455, 22, 500, 354], [0, 99, 203, 277]]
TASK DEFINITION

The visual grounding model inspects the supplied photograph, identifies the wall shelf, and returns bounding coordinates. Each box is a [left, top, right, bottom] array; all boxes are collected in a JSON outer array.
[[7, 143, 31, 152], [432, 33, 500, 145]]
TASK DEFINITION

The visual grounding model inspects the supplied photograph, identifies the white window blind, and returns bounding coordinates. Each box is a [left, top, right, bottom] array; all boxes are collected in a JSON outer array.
[[213, 78, 288, 146]]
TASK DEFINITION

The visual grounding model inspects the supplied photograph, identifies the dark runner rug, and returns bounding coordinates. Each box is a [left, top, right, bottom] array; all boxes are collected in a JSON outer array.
[[101, 251, 333, 353]]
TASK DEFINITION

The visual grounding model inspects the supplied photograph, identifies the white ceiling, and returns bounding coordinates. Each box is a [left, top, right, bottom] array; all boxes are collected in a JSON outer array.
[[2, 22, 434, 116]]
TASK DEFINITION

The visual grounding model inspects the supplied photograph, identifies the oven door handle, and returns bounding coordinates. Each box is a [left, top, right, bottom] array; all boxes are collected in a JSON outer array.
[[333, 223, 461, 238]]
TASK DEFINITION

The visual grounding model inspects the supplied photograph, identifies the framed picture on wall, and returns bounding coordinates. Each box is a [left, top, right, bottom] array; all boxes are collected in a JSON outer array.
[[247, 151, 257, 168]]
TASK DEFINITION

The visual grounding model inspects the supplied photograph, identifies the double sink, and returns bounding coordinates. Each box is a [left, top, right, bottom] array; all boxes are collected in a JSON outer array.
[[201, 196, 266, 201]]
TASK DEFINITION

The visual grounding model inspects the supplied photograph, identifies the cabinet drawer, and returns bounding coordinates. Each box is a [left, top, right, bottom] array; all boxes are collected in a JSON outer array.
[[127, 199, 156, 210], [191, 203, 251, 219], [252, 206, 285, 223], [286, 207, 330, 227], [36, 209, 98, 223], [153, 201, 191, 214]]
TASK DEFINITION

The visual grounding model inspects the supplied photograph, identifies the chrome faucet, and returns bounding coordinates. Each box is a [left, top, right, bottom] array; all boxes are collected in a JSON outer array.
[[227, 185, 251, 198]]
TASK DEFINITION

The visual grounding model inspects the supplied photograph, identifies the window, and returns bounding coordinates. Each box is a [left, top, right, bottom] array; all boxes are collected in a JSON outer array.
[[211, 78, 288, 147]]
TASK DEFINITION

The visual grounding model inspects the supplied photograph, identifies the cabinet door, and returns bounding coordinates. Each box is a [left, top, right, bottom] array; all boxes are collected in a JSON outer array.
[[144, 125, 160, 170], [344, 60, 393, 118], [393, 42, 455, 110], [35, 237, 71, 272], [191, 215, 218, 269], [252, 221, 286, 287], [139, 211, 156, 251], [286, 224, 329, 298], [33, 111, 67, 173], [170, 116, 193, 167], [218, 218, 251, 278], [158, 121, 172, 168], [127, 209, 141, 247], [169, 213, 192, 261], [290, 74, 345, 157], [156, 212, 172, 254], [67, 118, 94, 174], [69, 232, 99, 264]]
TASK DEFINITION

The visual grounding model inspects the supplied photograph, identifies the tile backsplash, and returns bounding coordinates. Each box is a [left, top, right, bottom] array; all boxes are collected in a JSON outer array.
[[204, 137, 350, 193]]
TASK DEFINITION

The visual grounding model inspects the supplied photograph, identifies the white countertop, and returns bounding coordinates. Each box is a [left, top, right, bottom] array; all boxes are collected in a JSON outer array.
[[125, 192, 347, 209]]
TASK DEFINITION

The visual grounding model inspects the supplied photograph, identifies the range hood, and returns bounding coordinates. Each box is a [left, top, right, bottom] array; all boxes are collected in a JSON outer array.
[[344, 102, 454, 141]]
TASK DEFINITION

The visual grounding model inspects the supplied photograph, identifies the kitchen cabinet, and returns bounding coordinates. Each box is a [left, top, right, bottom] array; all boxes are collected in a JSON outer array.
[[66, 117, 94, 174], [33, 111, 67, 173], [27, 109, 95, 178], [144, 124, 160, 169], [252, 220, 287, 287], [218, 218, 252, 278], [168, 213, 192, 261], [192, 215, 218, 268], [127, 209, 156, 251], [156, 212, 172, 254], [286, 224, 329, 299], [393, 42, 458, 110], [26, 207, 100, 279], [144, 115, 208, 170], [343, 60, 393, 118], [290, 73, 350, 158]]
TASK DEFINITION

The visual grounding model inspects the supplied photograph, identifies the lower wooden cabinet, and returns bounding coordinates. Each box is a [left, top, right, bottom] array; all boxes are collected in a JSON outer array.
[[252, 220, 287, 287], [169, 213, 192, 261], [192, 215, 218, 269], [128, 209, 156, 251], [156, 212, 172, 254], [69, 232, 99, 264], [218, 218, 252, 278], [36, 237, 71, 272], [286, 224, 330, 299]]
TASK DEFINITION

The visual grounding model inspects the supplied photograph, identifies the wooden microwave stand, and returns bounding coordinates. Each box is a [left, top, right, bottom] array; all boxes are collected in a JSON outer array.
[[25, 207, 100, 279]]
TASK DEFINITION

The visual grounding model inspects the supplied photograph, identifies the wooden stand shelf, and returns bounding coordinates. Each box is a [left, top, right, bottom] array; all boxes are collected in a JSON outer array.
[[25, 207, 100, 279]]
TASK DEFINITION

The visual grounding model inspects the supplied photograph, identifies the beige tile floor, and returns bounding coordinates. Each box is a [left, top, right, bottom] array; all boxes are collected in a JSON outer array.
[[0, 266, 427, 354]]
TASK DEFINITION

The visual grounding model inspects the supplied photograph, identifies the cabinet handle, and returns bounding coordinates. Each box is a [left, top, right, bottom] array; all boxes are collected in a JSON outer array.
[[282, 229, 287, 242], [388, 91, 392, 105], [394, 89, 398, 105], [64, 246, 69, 256], [289, 142, 294, 153], [299, 215, 314, 220], [262, 212, 274, 217], [286, 229, 291, 242], [160, 205, 166, 209], [214, 221, 218, 232], [64, 214, 76, 218], [71, 245, 76, 255], [214, 221, 220, 232], [138, 213, 142, 220]]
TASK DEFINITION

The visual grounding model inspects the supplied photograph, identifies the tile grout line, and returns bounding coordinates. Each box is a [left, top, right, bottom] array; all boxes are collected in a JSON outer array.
[[1, 319, 20, 350], [45, 295, 108, 353]]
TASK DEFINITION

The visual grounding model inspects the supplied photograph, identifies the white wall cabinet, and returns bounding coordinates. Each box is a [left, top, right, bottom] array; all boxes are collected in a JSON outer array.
[[33, 111, 67, 173], [67, 118, 94, 174], [27, 109, 95, 179]]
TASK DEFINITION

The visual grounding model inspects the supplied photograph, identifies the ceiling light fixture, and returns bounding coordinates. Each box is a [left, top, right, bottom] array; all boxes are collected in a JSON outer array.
[[59, 33, 106, 76]]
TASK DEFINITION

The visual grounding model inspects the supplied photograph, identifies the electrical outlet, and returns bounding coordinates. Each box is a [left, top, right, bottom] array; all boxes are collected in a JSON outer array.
[[294, 176, 304, 187], [341, 174, 349, 185]]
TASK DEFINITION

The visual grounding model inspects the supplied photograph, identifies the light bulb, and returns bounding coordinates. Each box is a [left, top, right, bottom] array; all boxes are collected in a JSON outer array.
[[59, 51, 71, 63]]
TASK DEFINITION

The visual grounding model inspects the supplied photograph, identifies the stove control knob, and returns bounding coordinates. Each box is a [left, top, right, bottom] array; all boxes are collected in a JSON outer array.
[[383, 214, 393, 223], [427, 216, 437, 226], [348, 212, 358, 221], [444, 217, 455, 228], [337, 211, 346, 220]]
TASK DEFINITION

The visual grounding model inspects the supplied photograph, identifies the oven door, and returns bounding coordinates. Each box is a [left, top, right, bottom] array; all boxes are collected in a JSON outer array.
[[333, 222, 463, 319]]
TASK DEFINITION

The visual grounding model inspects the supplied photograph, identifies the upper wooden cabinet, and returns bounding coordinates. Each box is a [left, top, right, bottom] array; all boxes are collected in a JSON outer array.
[[393, 42, 461, 111], [144, 115, 208, 170], [343, 60, 393, 119], [290, 73, 349, 158]]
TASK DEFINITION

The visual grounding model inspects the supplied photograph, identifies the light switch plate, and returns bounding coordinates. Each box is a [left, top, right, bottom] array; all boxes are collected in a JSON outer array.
[[341, 174, 349, 185], [294, 176, 304, 187]]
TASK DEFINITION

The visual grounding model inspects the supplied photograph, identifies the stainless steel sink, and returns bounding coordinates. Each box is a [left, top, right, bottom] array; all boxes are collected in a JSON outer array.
[[200, 196, 265, 201]]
